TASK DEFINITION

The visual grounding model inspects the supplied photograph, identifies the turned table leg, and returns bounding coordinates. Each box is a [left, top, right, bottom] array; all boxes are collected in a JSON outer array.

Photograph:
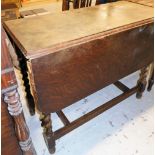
[[147, 70, 154, 91], [4, 89, 36, 155], [147, 63, 154, 91], [40, 113, 56, 154], [136, 67, 148, 99], [19, 57, 35, 116]]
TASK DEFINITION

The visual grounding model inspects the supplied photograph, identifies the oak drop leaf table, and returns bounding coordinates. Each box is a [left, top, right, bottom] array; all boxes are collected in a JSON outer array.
[[4, 1, 154, 154]]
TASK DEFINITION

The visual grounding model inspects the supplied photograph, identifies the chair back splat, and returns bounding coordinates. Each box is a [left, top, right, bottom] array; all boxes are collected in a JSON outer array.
[[62, 0, 100, 11], [62, 0, 116, 11]]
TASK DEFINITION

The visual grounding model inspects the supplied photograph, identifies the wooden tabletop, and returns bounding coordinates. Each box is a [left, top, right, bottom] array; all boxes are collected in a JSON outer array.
[[126, 0, 154, 7], [4, 1, 154, 58]]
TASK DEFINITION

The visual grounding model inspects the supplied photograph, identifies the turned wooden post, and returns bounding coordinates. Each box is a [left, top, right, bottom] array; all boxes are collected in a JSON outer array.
[[40, 113, 56, 154], [3, 89, 36, 155], [18, 54, 35, 116], [62, 0, 70, 11], [147, 63, 154, 91], [2, 26, 36, 155], [136, 66, 149, 98]]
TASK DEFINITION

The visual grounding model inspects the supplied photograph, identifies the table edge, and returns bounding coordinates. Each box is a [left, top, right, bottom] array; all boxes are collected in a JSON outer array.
[[3, 17, 154, 59]]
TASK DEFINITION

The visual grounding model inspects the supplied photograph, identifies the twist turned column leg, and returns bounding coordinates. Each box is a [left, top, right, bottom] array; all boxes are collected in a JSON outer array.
[[40, 113, 56, 154], [4, 89, 36, 155], [136, 67, 148, 99], [19, 56, 35, 116], [147, 64, 154, 91], [147, 71, 154, 91]]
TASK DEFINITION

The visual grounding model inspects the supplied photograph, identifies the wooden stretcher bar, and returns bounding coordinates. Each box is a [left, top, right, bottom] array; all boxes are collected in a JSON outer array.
[[54, 82, 138, 139]]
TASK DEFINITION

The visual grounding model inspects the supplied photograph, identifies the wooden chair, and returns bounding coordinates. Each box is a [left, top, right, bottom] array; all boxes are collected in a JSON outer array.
[[1, 26, 36, 155], [62, 0, 90, 11], [62, 0, 114, 11], [62, 0, 87, 11]]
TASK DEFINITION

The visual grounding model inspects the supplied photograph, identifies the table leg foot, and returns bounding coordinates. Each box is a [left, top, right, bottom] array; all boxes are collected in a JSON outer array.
[[43, 133, 56, 154], [40, 113, 56, 154], [136, 67, 148, 99]]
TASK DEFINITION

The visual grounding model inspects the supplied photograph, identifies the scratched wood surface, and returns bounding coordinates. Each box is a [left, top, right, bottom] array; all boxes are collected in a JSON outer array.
[[29, 23, 153, 113], [4, 1, 154, 113], [126, 0, 154, 7], [4, 1, 153, 58]]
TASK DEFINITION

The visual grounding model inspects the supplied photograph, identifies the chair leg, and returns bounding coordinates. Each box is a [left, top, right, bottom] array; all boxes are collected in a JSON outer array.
[[4, 89, 37, 154], [136, 67, 148, 99], [40, 113, 56, 154]]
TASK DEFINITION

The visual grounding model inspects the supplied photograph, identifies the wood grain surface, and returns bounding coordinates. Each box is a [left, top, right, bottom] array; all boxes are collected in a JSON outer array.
[[29, 23, 154, 113], [1, 99, 22, 155], [1, 27, 17, 92], [126, 0, 154, 7], [3, 2, 154, 153], [4, 1, 153, 58], [1, 27, 36, 155]]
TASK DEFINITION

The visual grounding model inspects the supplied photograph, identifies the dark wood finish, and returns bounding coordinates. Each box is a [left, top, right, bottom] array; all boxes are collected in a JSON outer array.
[[3, 90, 36, 155], [62, 0, 115, 11], [62, 0, 116, 11], [124, 0, 154, 93], [1, 27, 17, 92], [114, 81, 130, 92], [40, 113, 56, 154], [6, 31, 35, 115], [1, 0, 22, 8], [56, 111, 70, 126], [30, 23, 153, 113], [77, 0, 92, 8], [1, 99, 22, 155], [1, 3, 20, 21], [3, 2, 154, 154], [54, 86, 138, 139], [148, 64, 154, 91], [18, 53, 35, 115], [1, 27, 20, 155], [136, 67, 149, 98], [62, 0, 92, 11], [148, 70, 154, 91], [1, 27, 36, 155], [62, 0, 70, 11], [123, 0, 154, 93]]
